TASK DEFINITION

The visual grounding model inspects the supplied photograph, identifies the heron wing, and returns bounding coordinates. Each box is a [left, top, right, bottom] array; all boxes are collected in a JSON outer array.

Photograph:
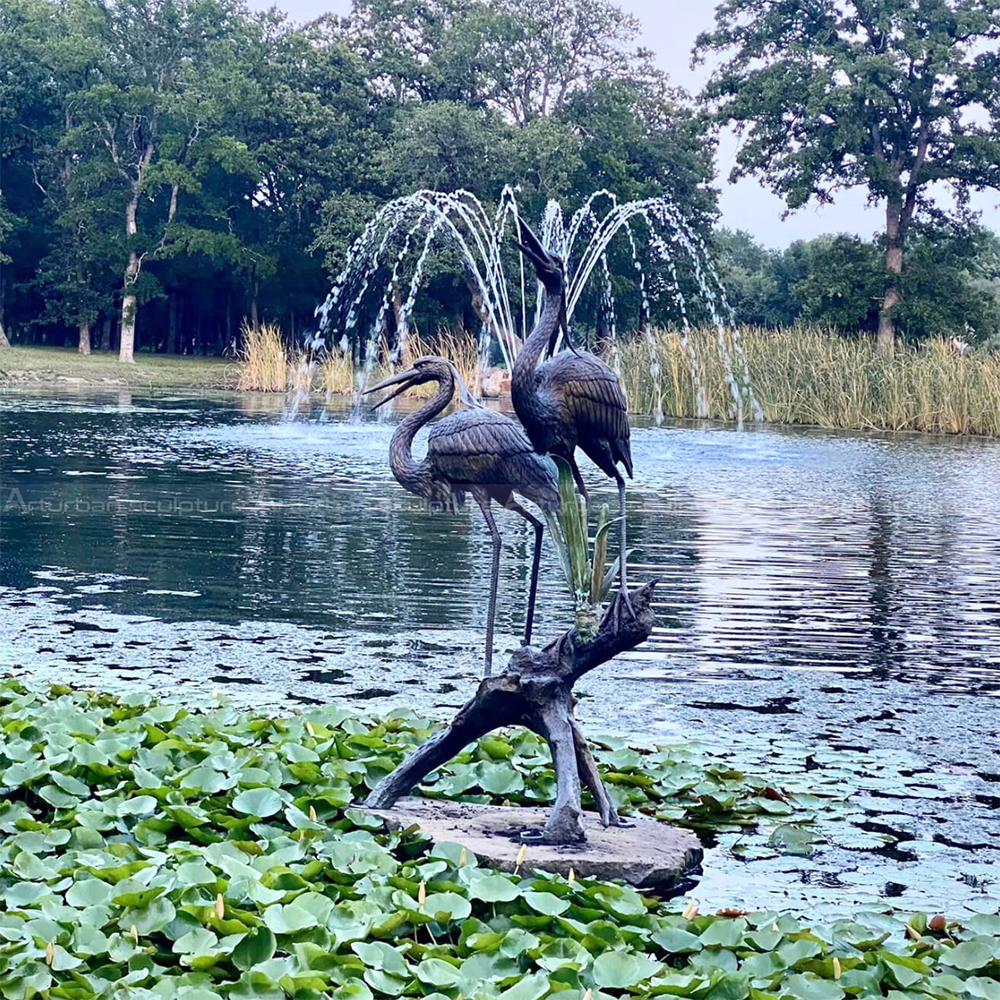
[[543, 351, 633, 477], [428, 409, 558, 504]]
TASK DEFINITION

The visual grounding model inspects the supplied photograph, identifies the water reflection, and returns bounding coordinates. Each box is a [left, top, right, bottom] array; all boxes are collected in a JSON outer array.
[[3, 389, 1000, 684], [2, 388, 1000, 915]]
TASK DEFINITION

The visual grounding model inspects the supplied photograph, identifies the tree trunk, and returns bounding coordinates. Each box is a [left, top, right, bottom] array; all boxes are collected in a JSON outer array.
[[98, 315, 111, 352], [250, 274, 259, 329], [119, 188, 142, 363], [366, 582, 657, 844], [0, 277, 8, 348], [878, 198, 904, 351], [167, 295, 178, 354], [78, 322, 91, 355]]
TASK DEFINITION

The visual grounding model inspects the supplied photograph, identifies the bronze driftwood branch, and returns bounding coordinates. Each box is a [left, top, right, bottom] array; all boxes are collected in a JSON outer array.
[[365, 581, 658, 844]]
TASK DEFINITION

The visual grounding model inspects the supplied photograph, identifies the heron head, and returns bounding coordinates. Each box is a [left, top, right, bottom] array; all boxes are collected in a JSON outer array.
[[516, 218, 565, 295], [364, 355, 477, 409]]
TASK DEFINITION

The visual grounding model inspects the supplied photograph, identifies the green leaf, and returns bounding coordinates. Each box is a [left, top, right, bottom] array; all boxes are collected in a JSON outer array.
[[233, 927, 276, 971], [592, 950, 662, 988], [523, 890, 571, 916], [231, 788, 283, 818], [782, 974, 845, 1000], [940, 939, 996, 972], [467, 871, 521, 903]]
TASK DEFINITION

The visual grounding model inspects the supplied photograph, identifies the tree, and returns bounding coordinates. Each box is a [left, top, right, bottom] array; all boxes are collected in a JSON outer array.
[[65, 0, 253, 361], [0, 196, 17, 347], [695, 0, 1000, 348]]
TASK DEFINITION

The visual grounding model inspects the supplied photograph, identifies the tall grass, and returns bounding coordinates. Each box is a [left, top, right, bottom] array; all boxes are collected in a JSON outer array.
[[320, 349, 354, 395], [617, 326, 1000, 436], [318, 327, 484, 399], [235, 323, 288, 392]]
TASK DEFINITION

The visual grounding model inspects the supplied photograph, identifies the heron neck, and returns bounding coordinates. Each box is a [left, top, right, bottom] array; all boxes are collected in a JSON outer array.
[[388, 372, 454, 494], [515, 287, 564, 379]]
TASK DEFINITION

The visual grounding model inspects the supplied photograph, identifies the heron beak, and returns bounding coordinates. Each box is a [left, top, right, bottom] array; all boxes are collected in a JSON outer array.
[[363, 368, 418, 408], [516, 240, 547, 270], [516, 217, 551, 271]]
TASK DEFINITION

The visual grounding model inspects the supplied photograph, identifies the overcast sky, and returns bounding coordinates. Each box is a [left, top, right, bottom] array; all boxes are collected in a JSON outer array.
[[257, 0, 999, 247]]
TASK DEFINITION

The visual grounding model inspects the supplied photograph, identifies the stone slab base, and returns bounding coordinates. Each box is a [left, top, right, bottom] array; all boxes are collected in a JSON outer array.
[[366, 797, 702, 890]]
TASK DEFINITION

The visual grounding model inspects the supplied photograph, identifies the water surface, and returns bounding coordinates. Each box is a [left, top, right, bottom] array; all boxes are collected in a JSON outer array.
[[1, 387, 998, 916]]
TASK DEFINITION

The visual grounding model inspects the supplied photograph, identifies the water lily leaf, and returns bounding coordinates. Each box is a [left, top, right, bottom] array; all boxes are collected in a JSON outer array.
[[497, 972, 550, 1000], [593, 950, 662, 988], [707, 971, 751, 1000], [523, 891, 571, 916], [781, 974, 844, 1000], [964, 976, 1000, 1000], [940, 939, 996, 972], [467, 871, 521, 903], [174, 928, 219, 956], [653, 926, 704, 954], [701, 919, 747, 948], [232, 788, 283, 818], [422, 892, 472, 922], [363, 968, 409, 996], [416, 958, 462, 988], [233, 927, 277, 971], [353, 941, 410, 978]]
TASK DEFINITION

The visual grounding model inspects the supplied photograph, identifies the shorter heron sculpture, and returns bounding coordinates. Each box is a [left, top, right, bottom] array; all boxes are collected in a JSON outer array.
[[364, 356, 559, 676]]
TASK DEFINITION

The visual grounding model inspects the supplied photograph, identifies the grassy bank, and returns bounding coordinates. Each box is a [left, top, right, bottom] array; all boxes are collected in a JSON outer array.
[[0, 345, 234, 390], [618, 327, 1000, 436], [0, 680, 996, 999]]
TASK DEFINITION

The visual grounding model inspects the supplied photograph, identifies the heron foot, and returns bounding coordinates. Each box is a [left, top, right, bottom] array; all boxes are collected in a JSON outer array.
[[609, 584, 638, 633]]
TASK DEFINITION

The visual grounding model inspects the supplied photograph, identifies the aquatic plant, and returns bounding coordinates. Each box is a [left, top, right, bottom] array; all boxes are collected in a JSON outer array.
[[0, 681, 996, 999], [619, 327, 1000, 436], [544, 459, 620, 639]]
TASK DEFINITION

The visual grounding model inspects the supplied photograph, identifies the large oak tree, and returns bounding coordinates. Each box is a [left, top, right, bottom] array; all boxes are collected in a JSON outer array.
[[695, 0, 1000, 347]]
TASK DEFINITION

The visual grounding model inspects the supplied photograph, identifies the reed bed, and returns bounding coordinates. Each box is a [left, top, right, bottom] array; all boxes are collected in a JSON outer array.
[[320, 348, 354, 395], [316, 327, 484, 399], [234, 322, 289, 392], [617, 326, 1000, 436]]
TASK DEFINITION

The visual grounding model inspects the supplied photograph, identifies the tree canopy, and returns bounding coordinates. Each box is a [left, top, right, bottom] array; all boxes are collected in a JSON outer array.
[[0, 0, 716, 358], [696, 0, 1000, 347]]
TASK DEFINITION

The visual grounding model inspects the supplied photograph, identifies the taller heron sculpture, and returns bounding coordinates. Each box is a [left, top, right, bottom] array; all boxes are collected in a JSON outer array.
[[364, 356, 559, 677], [511, 219, 635, 618]]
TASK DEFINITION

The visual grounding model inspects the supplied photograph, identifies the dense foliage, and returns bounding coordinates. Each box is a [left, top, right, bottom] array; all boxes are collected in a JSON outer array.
[[0, 0, 715, 359], [0, 681, 998, 999], [695, 0, 1000, 348], [714, 225, 1000, 343]]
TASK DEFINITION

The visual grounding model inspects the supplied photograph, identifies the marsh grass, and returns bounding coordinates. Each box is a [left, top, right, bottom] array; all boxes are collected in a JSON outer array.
[[235, 322, 289, 392], [618, 326, 1000, 436], [320, 327, 485, 399], [320, 348, 354, 395]]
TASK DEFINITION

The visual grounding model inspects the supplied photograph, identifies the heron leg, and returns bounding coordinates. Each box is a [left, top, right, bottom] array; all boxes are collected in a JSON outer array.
[[567, 453, 589, 502], [612, 470, 636, 631], [473, 489, 502, 678], [506, 499, 543, 646]]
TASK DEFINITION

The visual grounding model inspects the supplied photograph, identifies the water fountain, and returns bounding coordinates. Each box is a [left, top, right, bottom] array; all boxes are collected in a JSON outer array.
[[314, 187, 762, 426]]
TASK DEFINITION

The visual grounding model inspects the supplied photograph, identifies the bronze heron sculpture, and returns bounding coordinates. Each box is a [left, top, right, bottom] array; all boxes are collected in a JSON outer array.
[[364, 355, 559, 676], [511, 219, 635, 620]]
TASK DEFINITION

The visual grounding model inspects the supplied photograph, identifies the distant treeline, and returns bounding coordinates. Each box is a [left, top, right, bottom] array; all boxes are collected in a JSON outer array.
[[1, 0, 999, 360], [0, 0, 714, 359], [716, 225, 1000, 346]]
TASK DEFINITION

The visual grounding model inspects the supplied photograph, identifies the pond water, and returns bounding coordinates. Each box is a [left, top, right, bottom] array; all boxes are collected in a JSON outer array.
[[1, 387, 998, 918]]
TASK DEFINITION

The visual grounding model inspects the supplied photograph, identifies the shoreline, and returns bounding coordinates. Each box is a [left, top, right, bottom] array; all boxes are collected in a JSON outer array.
[[3, 343, 1000, 441]]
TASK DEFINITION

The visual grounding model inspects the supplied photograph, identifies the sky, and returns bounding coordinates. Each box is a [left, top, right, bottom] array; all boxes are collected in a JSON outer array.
[[256, 0, 999, 248]]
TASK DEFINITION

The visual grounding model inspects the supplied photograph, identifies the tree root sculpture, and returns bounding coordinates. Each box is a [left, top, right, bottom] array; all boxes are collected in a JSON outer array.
[[365, 580, 658, 844]]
